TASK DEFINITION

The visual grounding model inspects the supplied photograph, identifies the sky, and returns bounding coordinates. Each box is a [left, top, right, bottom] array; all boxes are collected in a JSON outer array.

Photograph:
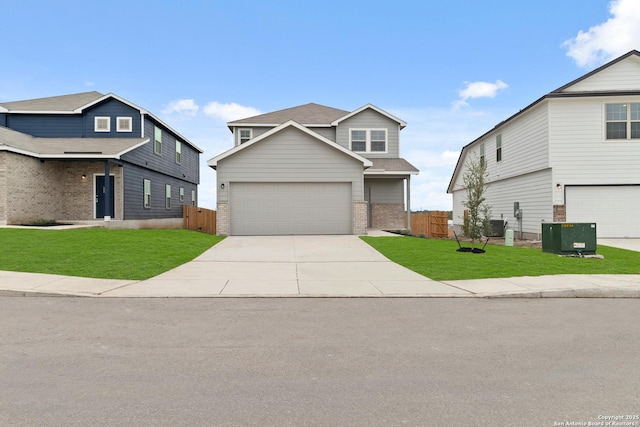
[[2, 0, 640, 211]]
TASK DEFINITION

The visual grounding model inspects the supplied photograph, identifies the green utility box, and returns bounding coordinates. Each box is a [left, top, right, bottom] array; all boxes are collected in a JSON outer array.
[[541, 223, 597, 255]]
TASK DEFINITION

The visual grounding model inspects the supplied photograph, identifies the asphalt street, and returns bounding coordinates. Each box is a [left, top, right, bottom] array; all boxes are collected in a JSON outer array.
[[1, 298, 638, 426]]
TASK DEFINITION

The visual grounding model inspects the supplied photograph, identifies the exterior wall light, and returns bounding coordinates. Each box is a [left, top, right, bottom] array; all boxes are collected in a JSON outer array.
[[220, 183, 225, 189], [81, 174, 87, 180]]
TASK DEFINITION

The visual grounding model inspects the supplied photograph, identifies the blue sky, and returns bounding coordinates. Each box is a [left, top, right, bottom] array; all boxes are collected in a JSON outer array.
[[2, 0, 639, 210]]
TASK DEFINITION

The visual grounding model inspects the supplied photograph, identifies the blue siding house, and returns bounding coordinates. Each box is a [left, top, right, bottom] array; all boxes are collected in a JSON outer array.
[[0, 92, 201, 225]]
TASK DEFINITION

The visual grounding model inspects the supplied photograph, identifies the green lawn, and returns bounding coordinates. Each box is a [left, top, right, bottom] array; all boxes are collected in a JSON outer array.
[[361, 236, 640, 281], [0, 228, 224, 280]]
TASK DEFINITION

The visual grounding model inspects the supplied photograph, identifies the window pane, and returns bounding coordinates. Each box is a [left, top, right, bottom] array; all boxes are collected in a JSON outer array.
[[631, 104, 640, 121], [371, 141, 385, 151], [240, 130, 250, 138], [370, 130, 385, 140], [606, 104, 627, 121], [352, 130, 366, 140], [607, 122, 627, 139], [631, 122, 640, 139], [352, 141, 366, 151]]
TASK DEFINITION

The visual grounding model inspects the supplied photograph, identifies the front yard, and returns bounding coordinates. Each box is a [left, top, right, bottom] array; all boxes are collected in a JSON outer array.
[[0, 228, 223, 280], [361, 236, 640, 281]]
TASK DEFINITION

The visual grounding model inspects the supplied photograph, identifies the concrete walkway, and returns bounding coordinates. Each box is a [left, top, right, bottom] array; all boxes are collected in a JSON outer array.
[[1, 235, 639, 298]]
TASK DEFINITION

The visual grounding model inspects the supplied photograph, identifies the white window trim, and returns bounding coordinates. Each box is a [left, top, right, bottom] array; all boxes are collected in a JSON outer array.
[[116, 116, 132, 132], [239, 128, 252, 145], [95, 116, 110, 132], [143, 179, 151, 209], [179, 187, 184, 202], [349, 128, 388, 153], [154, 126, 162, 155], [175, 140, 182, 164], [604, 102, 640, 140]]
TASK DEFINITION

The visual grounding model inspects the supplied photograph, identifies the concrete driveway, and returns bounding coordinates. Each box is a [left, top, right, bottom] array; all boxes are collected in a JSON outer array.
[[103, 235, 467, 297]]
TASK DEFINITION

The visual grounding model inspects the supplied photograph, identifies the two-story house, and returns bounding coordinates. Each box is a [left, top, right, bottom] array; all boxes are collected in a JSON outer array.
[[0, 91, 201, 226], [448, 50, 640, 239], [207, 103, 419, 235]]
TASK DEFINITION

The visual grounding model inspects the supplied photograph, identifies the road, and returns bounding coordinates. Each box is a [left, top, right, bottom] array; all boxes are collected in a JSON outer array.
[[1, 298, 638, 426]]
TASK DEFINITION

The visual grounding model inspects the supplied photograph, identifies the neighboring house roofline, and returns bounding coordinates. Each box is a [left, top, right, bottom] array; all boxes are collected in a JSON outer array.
[[331, 104, 407, 129], [446, 50, 640, 194], [208, 120, 373, 169], [0, 91, 203, 153]]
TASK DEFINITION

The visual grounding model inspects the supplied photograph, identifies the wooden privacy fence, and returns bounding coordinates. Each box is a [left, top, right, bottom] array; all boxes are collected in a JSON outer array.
[[410, 211, 449, 238], [183, 205, 217, 235]]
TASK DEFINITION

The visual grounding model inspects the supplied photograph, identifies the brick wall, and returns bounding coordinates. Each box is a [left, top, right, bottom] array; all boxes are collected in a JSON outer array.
[[352, 201, 368, 235], [216, 202, 229, 235], [553, 204, 566, 222], [371, 203, 405, 229], [3, 153, 123, 224]]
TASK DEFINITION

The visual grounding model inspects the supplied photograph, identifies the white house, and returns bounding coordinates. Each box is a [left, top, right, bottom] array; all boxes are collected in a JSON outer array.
[[448, 50, 640, 239]]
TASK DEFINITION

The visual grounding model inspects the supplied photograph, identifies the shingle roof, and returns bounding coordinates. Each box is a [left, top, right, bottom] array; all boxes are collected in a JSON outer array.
[[0, 91, 104, 112], [229, 103, 350, 126], [0, 126, 148, 158], [367, 158, 419, 174]]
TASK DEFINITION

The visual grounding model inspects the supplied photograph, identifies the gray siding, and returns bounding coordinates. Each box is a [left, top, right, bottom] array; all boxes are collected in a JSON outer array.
[[217, 126, 364, 202], [365, 178, 404, 204], [335, 109, 400, 158]]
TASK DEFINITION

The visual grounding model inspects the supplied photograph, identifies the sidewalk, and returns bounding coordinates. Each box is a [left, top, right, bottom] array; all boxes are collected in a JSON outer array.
[[1, 235, 639, 298]]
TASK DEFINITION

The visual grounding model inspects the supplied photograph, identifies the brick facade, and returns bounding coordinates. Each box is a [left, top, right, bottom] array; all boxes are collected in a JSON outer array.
[[2, 152, 123, 224], [553, 204, 566, 222], [216, 202, 230, 235], [352, 201, 368, 235], [371, 203, 405, 229]]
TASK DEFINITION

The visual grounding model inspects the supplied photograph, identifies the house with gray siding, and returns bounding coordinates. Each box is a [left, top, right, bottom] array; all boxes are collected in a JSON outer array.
[[448, 50, 640, 239], [208, 103, 419, 235], [0, 91, 201, 225]]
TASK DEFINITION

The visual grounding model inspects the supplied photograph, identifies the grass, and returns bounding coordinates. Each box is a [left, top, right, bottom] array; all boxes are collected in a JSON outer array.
[[361, 236, 640, 281], [0, 228, 224, 280]]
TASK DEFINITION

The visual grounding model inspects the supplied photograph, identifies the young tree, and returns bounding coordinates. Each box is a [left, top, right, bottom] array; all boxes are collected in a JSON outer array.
[[462, 155, 491, 248]]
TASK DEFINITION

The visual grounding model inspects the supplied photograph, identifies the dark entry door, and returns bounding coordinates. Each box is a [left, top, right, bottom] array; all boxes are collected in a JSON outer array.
[[95, 175, 115, 218]]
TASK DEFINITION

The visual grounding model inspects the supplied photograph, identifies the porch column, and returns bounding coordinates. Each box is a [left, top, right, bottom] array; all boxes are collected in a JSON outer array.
[[406, 175, 411, 231], [104, 160, 111, 220]]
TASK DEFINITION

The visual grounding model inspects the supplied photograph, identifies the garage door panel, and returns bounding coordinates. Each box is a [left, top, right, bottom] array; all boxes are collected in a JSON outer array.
[[566, 186, 640, 238], [230, 182, 352, 235]]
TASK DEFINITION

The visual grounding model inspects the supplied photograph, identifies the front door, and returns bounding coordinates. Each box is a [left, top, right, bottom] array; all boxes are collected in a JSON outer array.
[[95, 175, 115, 219]]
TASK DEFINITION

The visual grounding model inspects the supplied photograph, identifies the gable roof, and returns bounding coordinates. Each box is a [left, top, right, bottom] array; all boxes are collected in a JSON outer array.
[[447, 50, 640, 193], [0, 91, 203, 153], [228, 103, 349, 128], [208, 120, 372, 169], [331, 104, 407, 129], [0, 125, 148, 159], [0, 91, 104, 113]]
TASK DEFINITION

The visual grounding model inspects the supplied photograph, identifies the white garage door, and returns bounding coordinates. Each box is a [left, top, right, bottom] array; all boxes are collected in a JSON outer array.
[[566, 186, 640, 238], [230, 182, 352, 235]]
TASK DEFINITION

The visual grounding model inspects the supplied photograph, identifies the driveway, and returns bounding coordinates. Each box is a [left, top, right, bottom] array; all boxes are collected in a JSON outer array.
[[103, 235, 467, 297]]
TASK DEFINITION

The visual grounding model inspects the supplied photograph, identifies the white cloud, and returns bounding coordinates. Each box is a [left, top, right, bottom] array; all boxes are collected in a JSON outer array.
[[162, 99, 199, 116], [453, 80, 508, 109], [563, 0, 640, 67], [203, 102, 262, 122]]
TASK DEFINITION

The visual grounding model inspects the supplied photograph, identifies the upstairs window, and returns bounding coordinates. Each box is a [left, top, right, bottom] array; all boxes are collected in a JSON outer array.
[[154, 126, 162, 155], [239, 129, 252, 144], [350, 129, 386, 153], [165, 184, 171, 209], [117, 117, 132, 132], [606, 103, 640, 139], [175, 141, 182, 164], [95, 117, 110, 132], [143, 179, 151, 209], [496, 134, 502, 162]]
